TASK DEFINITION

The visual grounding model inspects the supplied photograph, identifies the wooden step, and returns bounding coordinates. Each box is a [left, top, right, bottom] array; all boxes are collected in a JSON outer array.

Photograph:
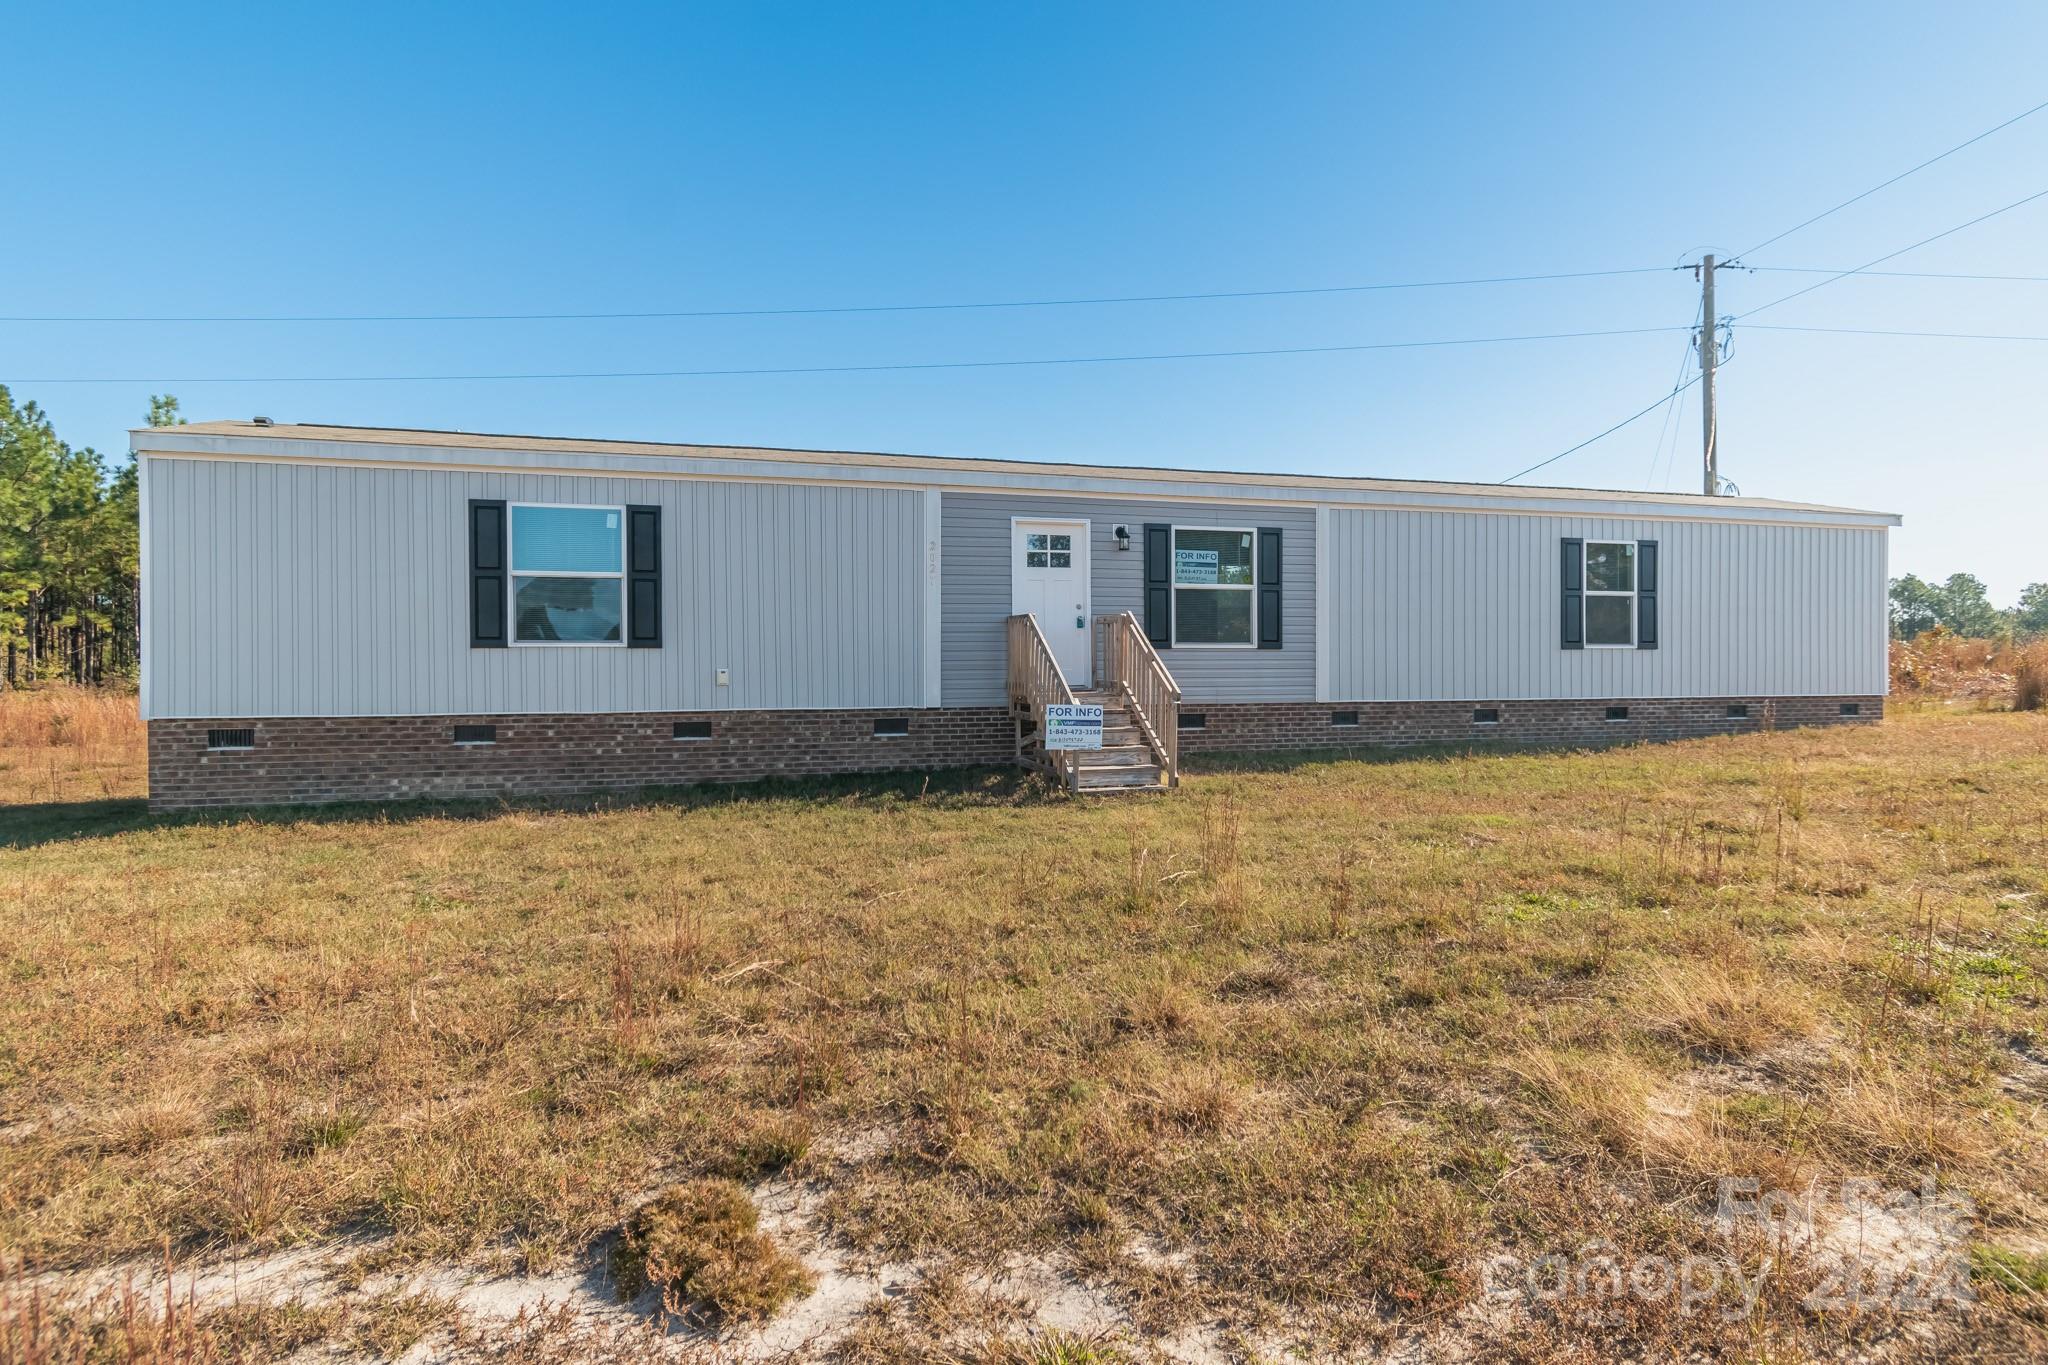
[[1074, 745, 1158, 769], [1024, 744, 1158, 769], [1077, 765, 1167, 791], [1018, 690, 1171, 794]]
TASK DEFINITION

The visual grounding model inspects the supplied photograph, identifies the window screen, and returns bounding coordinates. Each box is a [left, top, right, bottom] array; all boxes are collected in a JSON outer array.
[[1585, 542, 1635, 592], [511, 506, 622, 574], [1584, 541, 1636, 646], [1172, 529, 1255, 644], [509, 505, 624, 644]]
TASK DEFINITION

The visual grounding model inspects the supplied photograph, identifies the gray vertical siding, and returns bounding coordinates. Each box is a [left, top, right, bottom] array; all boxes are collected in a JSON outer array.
[[941, 492, 1316, 706], [1321, 508, 1889, 700], [143, 458, 929, 718]]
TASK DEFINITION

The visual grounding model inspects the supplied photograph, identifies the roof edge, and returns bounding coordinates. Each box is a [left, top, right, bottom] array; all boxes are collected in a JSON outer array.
[[129, 421, 1903, 525]]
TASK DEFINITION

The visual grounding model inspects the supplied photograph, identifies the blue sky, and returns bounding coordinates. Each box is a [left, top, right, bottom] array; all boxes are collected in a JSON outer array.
[[5, 2, 2044, 601]]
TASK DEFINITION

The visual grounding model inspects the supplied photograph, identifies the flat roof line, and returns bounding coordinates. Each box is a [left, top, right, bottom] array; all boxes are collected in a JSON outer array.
[[129, 419, 1898, 520]]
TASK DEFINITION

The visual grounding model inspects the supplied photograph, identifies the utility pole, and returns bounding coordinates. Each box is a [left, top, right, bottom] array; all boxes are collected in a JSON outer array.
[[1698, 254, 1719, 495]]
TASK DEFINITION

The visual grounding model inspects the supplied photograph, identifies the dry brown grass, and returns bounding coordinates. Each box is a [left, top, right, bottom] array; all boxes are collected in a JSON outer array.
[[0, 1248, 453, 1365], [0, 686, 146, 808], [2, 695, 2046, 1357], [1638, 960, 1821, 1058], [1891, 632, 2048, 710], [2016, 638, 2048, 712]]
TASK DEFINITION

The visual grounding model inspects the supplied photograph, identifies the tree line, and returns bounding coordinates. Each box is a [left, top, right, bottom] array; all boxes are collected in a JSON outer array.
[[1889, 572, 2048, 642], [0, 386, 180, 685]]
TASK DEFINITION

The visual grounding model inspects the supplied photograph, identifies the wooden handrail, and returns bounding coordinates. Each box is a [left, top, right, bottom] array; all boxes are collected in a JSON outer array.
[[1007, 612, 1080, 791], [1091, 611, 1181, 787]]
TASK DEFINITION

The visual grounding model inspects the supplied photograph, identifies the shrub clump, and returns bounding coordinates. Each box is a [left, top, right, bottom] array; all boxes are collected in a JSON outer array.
[[2014, 640, 2047, 711], [609, 1178, 812, 1321]]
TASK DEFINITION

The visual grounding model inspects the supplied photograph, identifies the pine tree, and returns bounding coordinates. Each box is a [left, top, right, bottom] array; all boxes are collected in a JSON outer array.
[[0, 386, 153, 683]]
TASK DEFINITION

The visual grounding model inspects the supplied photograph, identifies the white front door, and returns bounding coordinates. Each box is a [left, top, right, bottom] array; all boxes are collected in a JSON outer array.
[[1011, 518, 1091, 686]]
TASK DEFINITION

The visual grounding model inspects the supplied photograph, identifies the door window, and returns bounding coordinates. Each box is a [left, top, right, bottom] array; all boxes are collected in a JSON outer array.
[[1023, 531, 1074, 569]]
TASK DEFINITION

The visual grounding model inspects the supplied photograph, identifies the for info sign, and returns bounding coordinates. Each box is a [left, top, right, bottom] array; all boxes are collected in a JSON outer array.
[[1043, 704, 1105, 750], [1174, 547, 1220, 584]]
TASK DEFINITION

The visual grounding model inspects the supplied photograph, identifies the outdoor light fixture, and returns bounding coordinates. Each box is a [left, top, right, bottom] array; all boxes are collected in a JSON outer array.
[[1114, 524, 1131, 551]]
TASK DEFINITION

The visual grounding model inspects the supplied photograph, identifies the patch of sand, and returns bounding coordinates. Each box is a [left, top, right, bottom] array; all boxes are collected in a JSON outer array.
[[19, 1131, 1285, 1362]]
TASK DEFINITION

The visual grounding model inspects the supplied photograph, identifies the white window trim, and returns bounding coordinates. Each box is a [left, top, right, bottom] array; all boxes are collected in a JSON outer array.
[[1584, 538, 1637, 649], [1171, 524, 1258, 649], [507, 501, 628, 648]]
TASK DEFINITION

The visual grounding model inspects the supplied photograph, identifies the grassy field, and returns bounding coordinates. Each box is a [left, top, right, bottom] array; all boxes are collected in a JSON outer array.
[[2, 691, 2046, 1360]]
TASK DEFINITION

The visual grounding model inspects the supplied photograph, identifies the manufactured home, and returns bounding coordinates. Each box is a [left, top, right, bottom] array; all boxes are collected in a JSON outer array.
[[133, 421, 1897, 810]]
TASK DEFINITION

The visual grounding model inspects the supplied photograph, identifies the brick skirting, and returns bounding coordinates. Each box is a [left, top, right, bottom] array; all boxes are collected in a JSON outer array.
[[147, 696, 1883, 811], [1174, 695, 1883, 755], [147, 708, 1015, 811]]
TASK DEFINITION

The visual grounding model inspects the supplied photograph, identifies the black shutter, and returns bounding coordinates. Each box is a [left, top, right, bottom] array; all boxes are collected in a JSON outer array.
[[1636, 539, 1658, 650], [626, 504, 662, 648], [1560, 537, 1584, 650], [1257, 527, 1283, 649], [469, 499, 507, 648], [1143, 523, 1172, 647]]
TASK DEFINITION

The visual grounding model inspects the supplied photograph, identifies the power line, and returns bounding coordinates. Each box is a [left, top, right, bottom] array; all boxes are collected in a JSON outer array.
[[0, 267, 1672, 325], [1, 263, 2035, 329], [0, 324, 1689, 386], [1662, 382, 1693, 493], [1500, 375, 1702, 485], [1744, 322, 2048, 342], [1748, 266, 2048, 283], [1735, 97, 2048, 258], [1646, 300, 1702, 490], [12, 315, 2035, 391], [1735, 186, 2048, 319]]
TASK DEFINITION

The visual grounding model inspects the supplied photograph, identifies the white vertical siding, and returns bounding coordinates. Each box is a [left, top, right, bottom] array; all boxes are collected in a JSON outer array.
[[1322, 507, 1888, 700], [142, 458, 929, 718]]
